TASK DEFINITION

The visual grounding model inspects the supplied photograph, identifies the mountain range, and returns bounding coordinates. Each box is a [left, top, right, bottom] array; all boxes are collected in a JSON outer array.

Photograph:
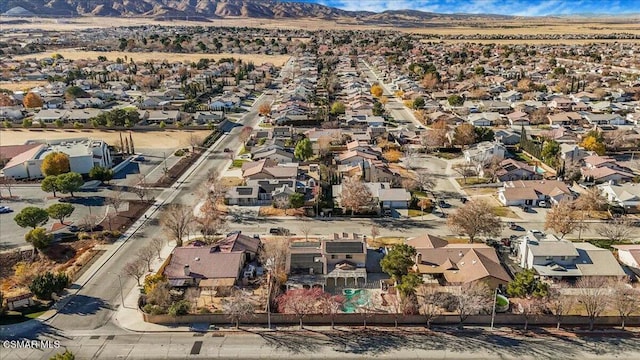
[[0, 0, 515, 20]]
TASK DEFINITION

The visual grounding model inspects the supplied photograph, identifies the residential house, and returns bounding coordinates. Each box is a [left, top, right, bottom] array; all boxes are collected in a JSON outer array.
[[560, 144, 592, 164], [241, 159, 299, 180], [464, 141, 506, 165], [506, 111, 530, 126], [494, 129, 521, 146], [548, 112, 582, 126], [286, 233, 368, 289], [332, 182, 411, 212], [583, 113, 626, 126], [33, 109, 67, 123], [498, 180, 572, 207], [65, 109, 103, 123], [581, 155, 635, 183], [612, 245, 640, 272], [548, 97, 574, 111], [598, 182, 640, 210], [485, 158, 543, 181], [516, 231, 625, 281], [163, 247, 246, 288], [143, 110, 180, 124], [467, 112, 501, 126], [408, 234, 511, 288], [252, 148, 295, 164]]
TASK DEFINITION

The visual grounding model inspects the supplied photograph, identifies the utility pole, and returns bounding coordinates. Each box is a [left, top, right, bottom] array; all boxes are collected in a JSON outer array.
[[490, 287, 498, 331]]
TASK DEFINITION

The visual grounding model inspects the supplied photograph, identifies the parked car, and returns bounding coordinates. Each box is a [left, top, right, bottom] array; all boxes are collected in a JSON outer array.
[[134, 155, 145, 162], [538, 200, 547, 208], [438, 200, 451, 208], [223, 148, 231, 153], [0, 206, 13, 214], [269, 227, 290, 236], [460, 197, 468, 204], [68, 225, 80, 232]]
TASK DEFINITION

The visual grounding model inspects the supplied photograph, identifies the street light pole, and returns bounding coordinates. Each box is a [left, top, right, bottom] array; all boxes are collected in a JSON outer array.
[[490, 287, 498, 331], [267, 272, 272, 330], [110, 272, 125, 308]]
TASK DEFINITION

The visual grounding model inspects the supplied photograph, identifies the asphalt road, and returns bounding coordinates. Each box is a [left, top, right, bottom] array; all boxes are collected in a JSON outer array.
[[7, 327, 640, 360]]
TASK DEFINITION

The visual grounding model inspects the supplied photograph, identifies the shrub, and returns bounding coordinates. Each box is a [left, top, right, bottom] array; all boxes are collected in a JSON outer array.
[[29, 272, 69, 300], [73, 122, 83, 129], [168, 300, 191, 316], [78, 232, 91, 240], [198, 307, 211, 314], [143, 303, 166, 315], [174, 149, 186, 157]]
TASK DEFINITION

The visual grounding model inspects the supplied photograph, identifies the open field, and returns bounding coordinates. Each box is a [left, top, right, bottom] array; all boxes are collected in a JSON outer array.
[[11, 49, 290, 66], [0, 129, 212, 148], [3, 16, 640, 38], [0, 80, 49, 92]]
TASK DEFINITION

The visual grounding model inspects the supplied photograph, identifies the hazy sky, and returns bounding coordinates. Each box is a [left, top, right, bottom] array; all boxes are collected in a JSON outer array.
[[291, 0, 638, 16]]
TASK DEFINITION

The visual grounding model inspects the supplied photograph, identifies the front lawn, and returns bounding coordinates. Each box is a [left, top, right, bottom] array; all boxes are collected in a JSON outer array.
[[231, 159, 248, 168], [408, 209, 430, 217], [492, 206, 519, 218], [369, 236, 404, 248], [456, 177, 491, 186], [0, 304, 49, 325]]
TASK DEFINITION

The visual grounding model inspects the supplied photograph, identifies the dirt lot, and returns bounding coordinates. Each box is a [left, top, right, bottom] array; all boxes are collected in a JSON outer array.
[[0, 81, 49, 92], [11, 49, 290, 66], [5, 16, 640, 38], [0, 129, 211, 148]]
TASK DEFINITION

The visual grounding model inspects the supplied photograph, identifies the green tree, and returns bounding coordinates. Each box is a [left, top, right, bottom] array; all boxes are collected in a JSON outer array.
[[22, 118, 32, 128], [289, 193, 305, 209], [54, 119, 64, 128], [49, 350, 75, 360], [89, 166, 114, 183], [29, 272, 69, 300], [168, 299, 191, 316], [506, 269, 549, 298], [380, 244, 416, 284], [64, 86, 88, 100], [474, 127, 495, 142], [330, 101, 346, 115], [294, 138, 313, 161], [159, 121, 166, 129], [397, 272, 423, 298], [46, 203, 75, 224], [14, 206, 49, 229], [412, 97, 425, 109], [25, 227, 53, 254], [41, 152, 70, 176], [55, 172, 84, 197], [41, 175, 59, 197], [541, 140, 560, 166], [447, 95, 464, 106]]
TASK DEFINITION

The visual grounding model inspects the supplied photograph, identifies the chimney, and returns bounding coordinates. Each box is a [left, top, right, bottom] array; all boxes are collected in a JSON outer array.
[[415, 253, 422, 265], [183, 264, 190, 277]]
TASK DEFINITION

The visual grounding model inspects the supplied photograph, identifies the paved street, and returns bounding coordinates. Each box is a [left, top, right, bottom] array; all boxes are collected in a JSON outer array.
[[4, 327, 640, 360]]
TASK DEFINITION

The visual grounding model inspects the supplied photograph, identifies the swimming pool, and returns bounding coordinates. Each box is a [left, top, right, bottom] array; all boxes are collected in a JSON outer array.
[[342, 289, 370, 313]]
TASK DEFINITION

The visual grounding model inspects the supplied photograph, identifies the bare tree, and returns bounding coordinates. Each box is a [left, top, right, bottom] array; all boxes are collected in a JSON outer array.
[[386, 293, 412, 328], [612, 280, 638, 330], [575, 187, 608, 239], [513, 298, 542, 331], [161, 204, 193, 247], [123, 259, 146, 286], [299, 219, 313, 241], [187, 133, 204, 152], [106, 189, 124, 214], [150, 238, 164, 260], [370, 225, 380, 245], [185, 287, 201, 313], [138, 246, 155, 271], [239, 126, 253, 144], [452, 162, 476, 184], [454, 281, 491, 327], [545, 287, 577, 330], [223, 288, 255, 329], [0, 176, 15, 198], [479, 156, 503, 183], [317, 135, 332, 159], [447, 199, 503, 243], [595, 217, 634, 242], [273, 196, 291, 215], [544, 200, 581, 239], [340, 176, 375, 215], [416, 286, 445, 329], [276, 288, 322, 330], [403, 146, 417, 169], [259, 237, 290, 291], [576, 276, 612, 331], [133, 174, 150, 201], [318, 292, 345, 329], [414, 171, 436, 194]]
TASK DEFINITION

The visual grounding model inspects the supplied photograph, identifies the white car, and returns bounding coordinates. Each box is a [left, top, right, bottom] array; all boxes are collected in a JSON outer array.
[[538, 201, 547, 208]]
